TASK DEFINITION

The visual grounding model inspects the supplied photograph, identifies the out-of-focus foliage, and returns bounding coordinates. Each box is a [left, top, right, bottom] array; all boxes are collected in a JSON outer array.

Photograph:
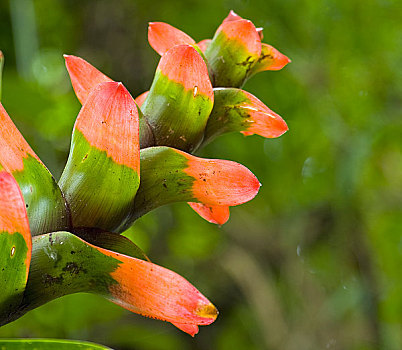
[[0, 0, 401, 349]]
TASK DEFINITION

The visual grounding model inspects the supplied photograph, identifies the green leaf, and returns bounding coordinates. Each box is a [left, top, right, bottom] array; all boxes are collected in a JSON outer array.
[[0, 339, 112, 349]]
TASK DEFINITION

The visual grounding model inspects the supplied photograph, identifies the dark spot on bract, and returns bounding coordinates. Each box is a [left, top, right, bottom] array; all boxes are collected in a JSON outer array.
[[62, 262, 86, 276], [42, 273, 64, 286]]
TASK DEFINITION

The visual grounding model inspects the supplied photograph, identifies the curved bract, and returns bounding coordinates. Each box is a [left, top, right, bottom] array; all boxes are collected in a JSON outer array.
[[0, 11, 291, 338], [0, 166, 31, 320], [64, 55, 112, 104], [147, 11, 291, 89], [122, 146, 260, 226], [18, 231, 217, 334], [247, 43, 291, 77], [64, 55, 154, 148], [141, 45, 214, 152], [59, 82, 140, 232], [148, 22, 195, 55], [204, 19, 261, 87], [188, 202, 230, 226], [203, 88, 288, 145], [0, 103, 69, 235]]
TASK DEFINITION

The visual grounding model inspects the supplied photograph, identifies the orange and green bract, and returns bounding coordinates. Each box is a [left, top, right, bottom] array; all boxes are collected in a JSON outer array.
[[0, 103, 70, 235], [203, 87, 288, 145], [247, 43, 291, 78], [64, 55, 154, 148], [59, 82, 140, 232], [204, 19, 261, 87], [20, 231, 217, 335], [0, 166, 31, 321], [141, 45, 214, 152], [121, 146, 260, 228]]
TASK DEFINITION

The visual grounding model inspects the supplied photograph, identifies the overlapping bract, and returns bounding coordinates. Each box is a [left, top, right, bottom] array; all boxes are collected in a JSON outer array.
[[145, 10, 290, 222], [148, 10, 291, 87], [0, 103, 70, 235], [0, 10, 290, 336], [0, 94, 218, 335]]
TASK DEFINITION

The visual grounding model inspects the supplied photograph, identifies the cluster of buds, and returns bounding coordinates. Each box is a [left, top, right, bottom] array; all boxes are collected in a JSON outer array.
[[0, 11, 289, 336]]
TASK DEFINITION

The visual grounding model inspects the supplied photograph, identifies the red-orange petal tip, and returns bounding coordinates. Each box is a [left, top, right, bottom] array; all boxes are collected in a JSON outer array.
[[148, 22, 195, 56], [64, 54, 112, 104]]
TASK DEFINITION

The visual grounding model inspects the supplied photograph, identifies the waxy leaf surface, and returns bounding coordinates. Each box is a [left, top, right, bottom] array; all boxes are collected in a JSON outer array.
[[0, 103, 69, 235], [203, 88, 288, 145], [124, 146, 260, 225], [59, 82, 140, 232], [204, 19, 261, 87], [19, 231, 217, 335], [141, 45, 213, 152]]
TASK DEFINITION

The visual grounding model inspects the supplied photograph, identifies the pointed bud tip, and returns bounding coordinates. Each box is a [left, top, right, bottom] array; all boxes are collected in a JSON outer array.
[[223, 10, 242, 23], [63, 54, 76, 62]]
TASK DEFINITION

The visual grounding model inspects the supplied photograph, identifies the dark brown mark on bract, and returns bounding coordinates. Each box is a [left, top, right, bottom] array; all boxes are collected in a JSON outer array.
[[62, 262, 87, 276], [42, 273, 63, 286]]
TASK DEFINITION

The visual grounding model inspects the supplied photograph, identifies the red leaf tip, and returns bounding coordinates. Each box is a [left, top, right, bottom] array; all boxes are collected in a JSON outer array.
[[238, 90, 288, 138], [148, 22, 195, 56], [188, 203, 230, 225], [183, 151, 261, 206], [64, 55, 112, 104]]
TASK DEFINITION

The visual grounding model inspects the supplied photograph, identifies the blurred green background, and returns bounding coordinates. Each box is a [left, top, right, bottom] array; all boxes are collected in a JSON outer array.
[[0, 0, 401, 349]]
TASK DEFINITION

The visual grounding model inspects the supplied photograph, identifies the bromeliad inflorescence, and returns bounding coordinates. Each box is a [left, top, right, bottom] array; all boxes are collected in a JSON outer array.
[[0, 11, 290, 336]]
